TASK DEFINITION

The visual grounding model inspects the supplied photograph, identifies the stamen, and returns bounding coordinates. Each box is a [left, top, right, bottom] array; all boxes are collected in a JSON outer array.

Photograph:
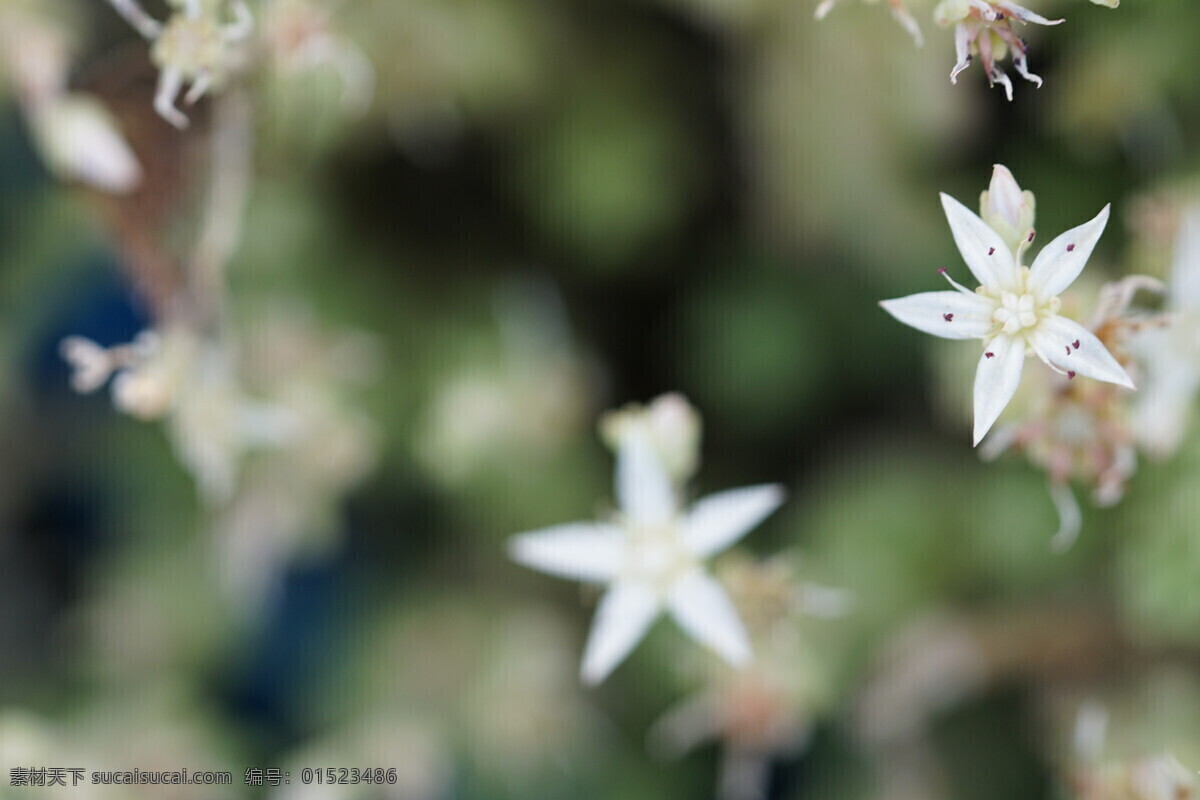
[[1065, 345, 1071, 356], [1072, 339, 1080, 350], [944, 313, 954, 322], [938, 267, 975, 295], [1027, 230, 1035, 243], [1066, 243, 1076, 252], [988, 247, 995, 255], [1067, 371, 1076, 379], [985, 352, 995, 359]]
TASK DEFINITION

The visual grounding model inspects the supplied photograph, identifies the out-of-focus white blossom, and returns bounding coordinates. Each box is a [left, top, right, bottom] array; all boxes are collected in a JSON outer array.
[[881, 167, 1134, 446], [0, 4, 141, 194], [62, 325, 298, 503], [108, 0, 253, 128], [1129, 209, 1200, 458], [261, 0, 374, 115], [27, 94, 142, 193], [509, 414, 785, 685], [650, 556, 847, 800], [1074, 753, 1197, 800]]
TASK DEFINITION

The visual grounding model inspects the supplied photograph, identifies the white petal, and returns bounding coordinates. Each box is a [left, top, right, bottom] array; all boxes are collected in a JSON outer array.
[[950, 22, 972, 83], [508, 522, 626, 583], [994, 0, 1063, 25], [941, 193, 1017, 290], [682, 484, 785, 559], [1028, 204, 1110, 299], [580, 582, 661, 684], [667, 571, 751, 667], [985, 165, 1024, 230], [879, 291, 995, 340], [1168, 208, 1200, 311], [1130, 362, 1199, 458], [972, 334, 1025, 446], [1029, 315, 1135, 389], [1048, 482, 1082, 553], [615, 431, 676, 525]]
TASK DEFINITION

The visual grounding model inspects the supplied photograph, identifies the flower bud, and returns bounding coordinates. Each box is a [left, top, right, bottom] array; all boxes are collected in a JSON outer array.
[[979, 164, 1036, 254], [600, 393, 702, 485]]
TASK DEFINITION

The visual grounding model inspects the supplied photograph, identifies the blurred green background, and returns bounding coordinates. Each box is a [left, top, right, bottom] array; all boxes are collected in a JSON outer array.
[[2, 0, 1200, 798]]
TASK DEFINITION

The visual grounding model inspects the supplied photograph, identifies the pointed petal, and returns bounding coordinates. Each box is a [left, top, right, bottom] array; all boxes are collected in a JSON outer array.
[[990, 67, 1015, 102], [667, 571, 751, 667], [682, 484, 785, 558], [508, 522, 626, 583], [973, 334, 1025, 446], [941, 193, 1017, 289], [950, 23, 972, 83], [1029, 315, 1135, 389], [580, 582, 661, 684], [994, 0, 1063, 25], [1028, 205, 1110, 299], [879, 291, 995, 340], [615, 431, 676, 525], [885, 0, 924, 46], [1048, 481, 1082, 553], [153, 68, 189, 129], [814, 0, 840, 20]]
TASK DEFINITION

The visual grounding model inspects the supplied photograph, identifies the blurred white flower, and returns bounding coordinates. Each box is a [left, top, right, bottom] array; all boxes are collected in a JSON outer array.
[[815, 0, 924, 45], [1074, 753, 1197, 800], [108, 0, 253, 128], [650, 556, 846, 800], [935, 0, 1063, 100], [261, 0, 374, 115], [27, 93, 142, 193], [1129, 209, 1200, 458], [881, 172, 1134, 445], [509, 427, 784, 684], [62, 325, 297, 503]]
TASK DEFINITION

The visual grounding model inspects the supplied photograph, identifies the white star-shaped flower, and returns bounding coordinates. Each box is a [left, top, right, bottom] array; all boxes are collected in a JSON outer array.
[[508, 433, 784, 685], [881, 183, 1135, 445]]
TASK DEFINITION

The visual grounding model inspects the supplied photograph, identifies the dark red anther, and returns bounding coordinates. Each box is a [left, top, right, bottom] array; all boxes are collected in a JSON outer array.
[[944, 313, 954, 322], [1072, 340, 1080, 350], [1065, 345, 1071, 356], [985, 352, 995, 359], [937, 267, 948, 274], [1027, 230, 1035, 243], [1066, 243, 1076, 252], [1067, 371, 1076, 380], [988, 247, 995, 256]]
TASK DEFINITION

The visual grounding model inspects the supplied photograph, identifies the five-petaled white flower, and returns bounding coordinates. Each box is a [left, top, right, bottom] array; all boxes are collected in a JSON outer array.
[[508, 432, 784, 685], [881, 172, 1135, 446]]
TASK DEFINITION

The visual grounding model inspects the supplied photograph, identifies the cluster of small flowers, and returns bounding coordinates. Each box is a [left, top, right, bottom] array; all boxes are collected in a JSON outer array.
[[816, 0, 1119, 100], [882, 166, 1200, 548], [104, 0, 372, 129], [0, 1, 141, 193]]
